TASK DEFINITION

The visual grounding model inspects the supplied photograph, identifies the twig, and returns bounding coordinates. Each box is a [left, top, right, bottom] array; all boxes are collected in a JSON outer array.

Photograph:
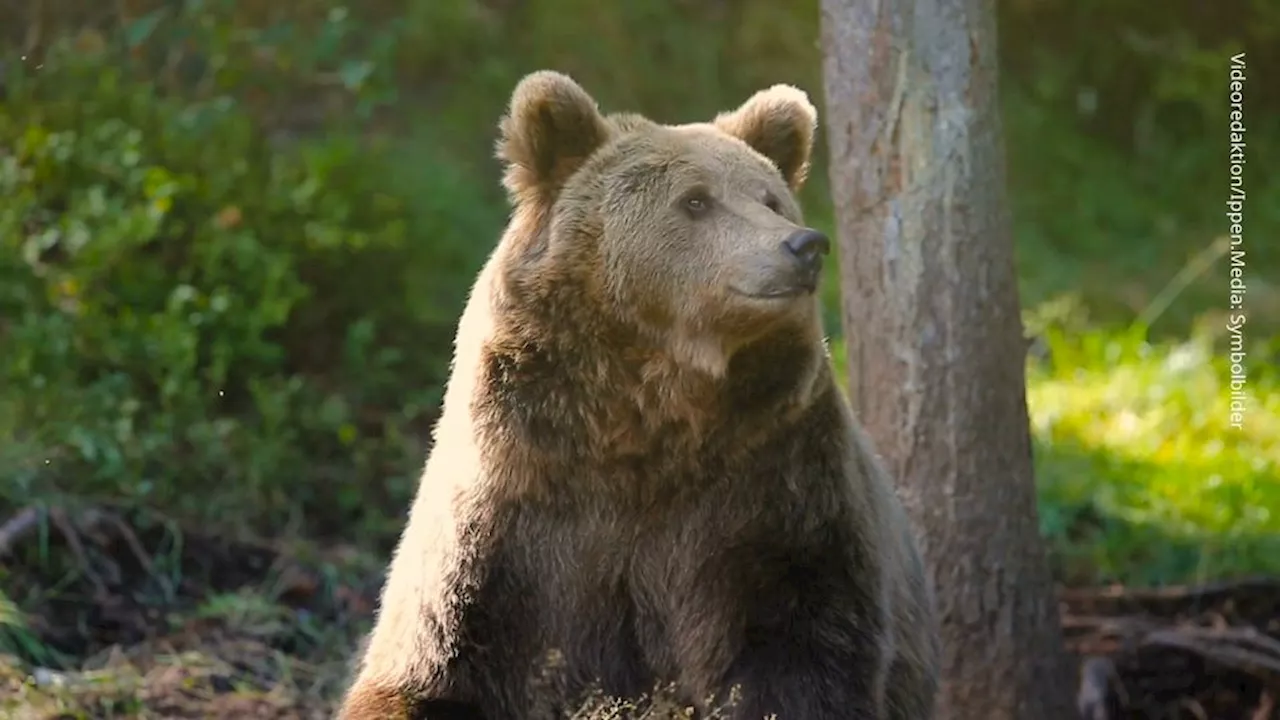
[[1176, 697, 1209, 720], [1252, 690, 1274, 720], [1077, 656, 1116, 720], [0, 505, 42, 556], [1061, 615, 1160, 635], [1060, 577, 1280, 607], [47, 507, 110, 601], [95, 508, 173, 599], [1142, 627, 1280, 676]]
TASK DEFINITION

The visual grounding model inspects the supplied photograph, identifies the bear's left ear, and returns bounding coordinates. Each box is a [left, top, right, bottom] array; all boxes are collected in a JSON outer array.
[[714, 85, 817, 192], [497, 70, 610, 204]]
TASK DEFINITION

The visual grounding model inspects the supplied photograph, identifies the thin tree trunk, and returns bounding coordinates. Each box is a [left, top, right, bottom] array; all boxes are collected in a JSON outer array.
[[819, 0, 1078, 718]]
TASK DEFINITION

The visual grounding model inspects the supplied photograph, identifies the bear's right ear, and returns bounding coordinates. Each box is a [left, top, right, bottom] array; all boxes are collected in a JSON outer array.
[[497, 71, 610, 204]]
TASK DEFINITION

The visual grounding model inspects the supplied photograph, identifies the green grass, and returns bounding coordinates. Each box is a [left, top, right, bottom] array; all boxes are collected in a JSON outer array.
[[1029, 319, 1280, 587], [824, 253, 1280, 588]]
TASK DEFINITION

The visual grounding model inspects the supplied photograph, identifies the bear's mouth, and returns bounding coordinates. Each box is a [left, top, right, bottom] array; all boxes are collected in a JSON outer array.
[[729, 284, 816, 301]]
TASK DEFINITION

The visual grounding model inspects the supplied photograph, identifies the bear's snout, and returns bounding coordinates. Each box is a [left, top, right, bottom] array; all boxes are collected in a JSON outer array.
[[783, 228, 830, 267], [780, 227, 830, 292]]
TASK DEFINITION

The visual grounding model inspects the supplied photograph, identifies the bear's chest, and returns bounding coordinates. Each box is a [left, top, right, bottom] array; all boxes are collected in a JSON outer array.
[[465, 506, 679, 712], [459, 441, 838, 714]]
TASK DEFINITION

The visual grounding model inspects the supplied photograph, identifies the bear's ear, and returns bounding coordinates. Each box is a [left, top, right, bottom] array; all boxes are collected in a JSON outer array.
[[714, 84, 817, 192], [497, 71, 610, 203]]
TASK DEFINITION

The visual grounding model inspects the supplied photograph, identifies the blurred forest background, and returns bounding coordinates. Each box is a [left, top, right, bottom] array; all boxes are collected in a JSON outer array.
[[0, 0, 1277, 717]]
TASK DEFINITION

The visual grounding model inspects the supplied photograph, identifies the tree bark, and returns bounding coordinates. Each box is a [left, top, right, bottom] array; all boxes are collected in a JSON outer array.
[[819, 0, 1078, 718]]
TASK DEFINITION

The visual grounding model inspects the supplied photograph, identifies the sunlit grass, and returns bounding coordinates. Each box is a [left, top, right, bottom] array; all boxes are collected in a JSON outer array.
[[1028, 318, 1280, 586], [825, 294, 1280, 587]]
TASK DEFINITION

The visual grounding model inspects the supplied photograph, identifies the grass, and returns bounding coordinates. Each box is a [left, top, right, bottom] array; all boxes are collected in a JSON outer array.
[[1029, 318, 1280, 587]]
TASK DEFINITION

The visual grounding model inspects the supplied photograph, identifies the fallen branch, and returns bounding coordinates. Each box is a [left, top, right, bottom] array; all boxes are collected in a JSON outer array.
[[1142, 626, 1280, 677], [0, 505, 42, 557], [1065, 580, 1280, 720]]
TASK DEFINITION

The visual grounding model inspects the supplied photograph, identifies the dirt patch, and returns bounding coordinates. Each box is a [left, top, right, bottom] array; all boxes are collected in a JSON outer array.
[[2, 503, 1279, 718]]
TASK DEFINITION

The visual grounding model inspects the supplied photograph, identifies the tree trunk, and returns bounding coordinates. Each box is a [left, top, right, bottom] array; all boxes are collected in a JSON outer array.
[[819, 0, 1078, 718]]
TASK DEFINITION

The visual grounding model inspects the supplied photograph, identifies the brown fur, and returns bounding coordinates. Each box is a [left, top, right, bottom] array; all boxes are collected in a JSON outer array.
[[337, 70, 940, 720]]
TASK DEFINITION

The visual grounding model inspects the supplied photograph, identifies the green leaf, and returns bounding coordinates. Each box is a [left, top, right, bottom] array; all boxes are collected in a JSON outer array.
[[124, 10, 167, 49], [338, 60, 375, 92]]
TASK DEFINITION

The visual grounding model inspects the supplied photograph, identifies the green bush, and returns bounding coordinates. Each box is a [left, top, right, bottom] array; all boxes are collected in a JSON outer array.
[[0, 31, 493, 539]]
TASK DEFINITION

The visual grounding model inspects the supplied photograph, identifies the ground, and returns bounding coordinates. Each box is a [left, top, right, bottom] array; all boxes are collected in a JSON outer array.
[[0, 505, 374, 719], [2, 504, 1278, 719]]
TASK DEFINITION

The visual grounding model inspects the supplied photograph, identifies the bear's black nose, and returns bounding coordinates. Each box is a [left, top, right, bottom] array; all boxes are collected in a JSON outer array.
[[783, 229, 831, 269]]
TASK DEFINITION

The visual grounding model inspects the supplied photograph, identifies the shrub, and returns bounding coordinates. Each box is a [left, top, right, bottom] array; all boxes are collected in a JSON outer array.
[[0, 28, 494, 540]]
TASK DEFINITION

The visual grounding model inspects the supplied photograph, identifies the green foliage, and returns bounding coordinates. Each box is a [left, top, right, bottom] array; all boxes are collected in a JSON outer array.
[[1029, 313, 1280, 586], [828, 310, 1280, 588], [0, 18, 497, 538], [1001, 0, 1280, 339], [0, 589, 62, 668]]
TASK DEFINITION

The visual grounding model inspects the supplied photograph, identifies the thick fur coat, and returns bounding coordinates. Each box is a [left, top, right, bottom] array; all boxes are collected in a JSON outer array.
[[337, 70, 940, 720]]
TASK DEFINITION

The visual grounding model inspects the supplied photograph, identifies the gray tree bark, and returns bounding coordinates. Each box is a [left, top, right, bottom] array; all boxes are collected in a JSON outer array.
[[819, 0, 1078, 718]]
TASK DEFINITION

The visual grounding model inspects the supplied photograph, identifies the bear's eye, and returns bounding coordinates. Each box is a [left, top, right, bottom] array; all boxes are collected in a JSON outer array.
[[681, 191, 714, 217], [764, 194, 783, 215]]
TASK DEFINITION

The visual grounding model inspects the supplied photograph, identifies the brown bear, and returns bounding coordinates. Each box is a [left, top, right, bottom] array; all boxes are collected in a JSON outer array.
[[336, 70, 940, 720]]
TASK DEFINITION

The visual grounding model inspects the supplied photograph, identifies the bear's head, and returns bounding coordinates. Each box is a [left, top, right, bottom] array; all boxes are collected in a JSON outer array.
[[495, 71, 827, 378]]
